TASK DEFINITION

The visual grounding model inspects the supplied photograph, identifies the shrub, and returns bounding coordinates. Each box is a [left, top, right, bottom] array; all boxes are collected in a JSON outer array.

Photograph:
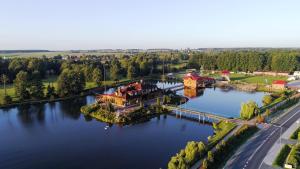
[[167, 141, 207, 169], [262, 95, 273, 106], [0, 95, 13, 105], [273, 145, 291, 167], [286, 144, 300, 168]]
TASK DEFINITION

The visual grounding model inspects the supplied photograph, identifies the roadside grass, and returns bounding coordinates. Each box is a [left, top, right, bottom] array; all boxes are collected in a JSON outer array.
[[290, 128, 300, 140], [273, 144, 291, 168], [208, 121, 236, 148], [260, 96, 286, 113], [285, 144, 300, 168], [206, 124, 259, 169]]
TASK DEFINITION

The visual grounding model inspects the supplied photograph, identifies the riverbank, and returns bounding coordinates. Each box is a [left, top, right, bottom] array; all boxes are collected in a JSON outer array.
[[0, 76, 165, 109], [81, 103, 171, 125]]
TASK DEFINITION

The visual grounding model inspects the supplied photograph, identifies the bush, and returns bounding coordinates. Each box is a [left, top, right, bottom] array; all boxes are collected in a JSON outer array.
[[286, 144, 300, 168], [167, 141, 207, 168], [0, 95, 13, 105], [273, 145, 291, 167], [290, 127, 300, 140], [262, 95, 273, 106]]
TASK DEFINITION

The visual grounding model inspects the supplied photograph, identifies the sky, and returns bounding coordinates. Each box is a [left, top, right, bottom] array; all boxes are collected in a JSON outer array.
[[1, 0, 300, 50]]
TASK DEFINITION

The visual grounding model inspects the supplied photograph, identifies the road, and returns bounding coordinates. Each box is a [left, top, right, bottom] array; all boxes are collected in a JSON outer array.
[[224, 103, 300, 169]]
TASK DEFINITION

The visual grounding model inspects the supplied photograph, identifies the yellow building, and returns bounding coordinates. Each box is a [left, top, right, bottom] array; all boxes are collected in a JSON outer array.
[[183, 73, 215, 89]]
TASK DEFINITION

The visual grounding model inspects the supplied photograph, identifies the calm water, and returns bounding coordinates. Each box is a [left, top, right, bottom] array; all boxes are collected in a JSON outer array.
[[0, 96, 213, 169], [157, 81, 265, 118], [177, 88, 265, 118]]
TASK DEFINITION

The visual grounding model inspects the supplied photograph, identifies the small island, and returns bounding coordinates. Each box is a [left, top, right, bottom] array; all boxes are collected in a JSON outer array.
[[81, 80, 187, 124]]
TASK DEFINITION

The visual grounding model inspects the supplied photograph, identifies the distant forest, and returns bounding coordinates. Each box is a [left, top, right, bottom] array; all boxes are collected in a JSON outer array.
[[188, 50, 300, 72], [1, 49, 300, 84]]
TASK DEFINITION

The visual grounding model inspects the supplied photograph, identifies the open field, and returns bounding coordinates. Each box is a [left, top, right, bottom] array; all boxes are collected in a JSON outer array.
[[229, 73, 288, 85], [0, 51, 129, 58]]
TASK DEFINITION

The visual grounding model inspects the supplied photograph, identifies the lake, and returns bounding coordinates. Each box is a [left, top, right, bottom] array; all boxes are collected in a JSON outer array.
[[157, 81, 265, 118], [0, 96, 213, 169], [0, 82, 266, 169]]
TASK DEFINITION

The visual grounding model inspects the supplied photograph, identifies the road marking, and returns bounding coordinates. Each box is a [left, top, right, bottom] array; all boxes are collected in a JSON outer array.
[[257, 110, 300, 169], [280, 110, 300, 127], [243, 129, 277, 169]]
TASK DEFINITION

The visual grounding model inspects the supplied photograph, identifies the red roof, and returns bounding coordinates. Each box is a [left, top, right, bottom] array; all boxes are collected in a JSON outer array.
[[183, 73, 202, 80], [221, 70, 230, 74], [272, 80, 287, 85]]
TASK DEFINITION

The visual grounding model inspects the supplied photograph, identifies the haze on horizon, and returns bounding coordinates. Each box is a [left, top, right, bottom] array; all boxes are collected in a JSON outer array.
[[1, 0, 300, 50]]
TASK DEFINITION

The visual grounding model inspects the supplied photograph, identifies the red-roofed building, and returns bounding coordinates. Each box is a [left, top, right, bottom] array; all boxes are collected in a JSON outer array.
[[183, 72, 215, 89], [221, 70, 230, 75], [221, 70, 230, 81], [272, 80, 287, 90], [96, 81, 159, 106]]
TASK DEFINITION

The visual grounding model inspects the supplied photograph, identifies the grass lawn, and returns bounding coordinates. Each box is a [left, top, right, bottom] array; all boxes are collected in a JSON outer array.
[[230, 73, 287, 85], [208, 120, 236, 148]]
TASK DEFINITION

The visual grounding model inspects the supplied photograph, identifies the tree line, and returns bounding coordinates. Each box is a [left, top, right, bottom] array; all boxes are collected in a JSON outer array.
[[188, 50, 300, 72]]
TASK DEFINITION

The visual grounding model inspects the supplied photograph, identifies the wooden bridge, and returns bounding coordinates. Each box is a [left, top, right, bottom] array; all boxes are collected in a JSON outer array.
[[164, 105, 241, 123]]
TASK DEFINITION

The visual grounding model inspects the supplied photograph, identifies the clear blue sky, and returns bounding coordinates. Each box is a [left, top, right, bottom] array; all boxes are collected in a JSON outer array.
[[1, 0, 300, 50]]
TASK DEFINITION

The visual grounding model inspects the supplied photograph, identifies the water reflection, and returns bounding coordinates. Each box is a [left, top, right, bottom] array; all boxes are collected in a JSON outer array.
[[0, 100, 212, 169], [58, 98, 86, 120], [184, 88, 204, 98], [177, 87, 265, 118], [17, 104, 45, 127]]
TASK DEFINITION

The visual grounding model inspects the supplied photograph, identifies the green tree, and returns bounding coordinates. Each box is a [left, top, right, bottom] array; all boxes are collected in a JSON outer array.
[[110, 59, 120, 81], [57, 68, 85, 97], [1, 74, 9, 96], [127, 64, 136, 79], [207, 151, 214, 163], [92, 68, 102, 86], [202, 159, 208, 169], [156, 97, 161, 106], [240, 101, 259, 120], [14, 71, 30, 100], [28, 71, 44, 99], [262, 95, 273, 106], [46, 84, 56, 98], [0, 95, 12, 105]]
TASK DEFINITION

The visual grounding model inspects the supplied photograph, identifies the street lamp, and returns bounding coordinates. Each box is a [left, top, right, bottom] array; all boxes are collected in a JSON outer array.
[[297, 120, 300, 144], [272, 124, 283, 146]]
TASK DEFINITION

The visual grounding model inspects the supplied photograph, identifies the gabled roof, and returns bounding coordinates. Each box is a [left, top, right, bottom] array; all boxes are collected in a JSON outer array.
[[183, 73, 202, 80], [272, 80, 287, 85]]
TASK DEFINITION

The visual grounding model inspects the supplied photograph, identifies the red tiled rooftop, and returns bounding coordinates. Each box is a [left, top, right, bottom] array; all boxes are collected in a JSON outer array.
[[272, 80, 287, 85], [221, 70, 230, 74]]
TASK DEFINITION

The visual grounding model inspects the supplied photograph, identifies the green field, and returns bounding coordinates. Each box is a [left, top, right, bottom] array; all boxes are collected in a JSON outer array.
[[0, 51, 127, 58], [173, 72, 288, 85], [228, 73, 287, 85]]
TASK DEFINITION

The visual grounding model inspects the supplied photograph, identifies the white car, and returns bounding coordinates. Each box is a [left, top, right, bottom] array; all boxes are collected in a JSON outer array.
[[288, 76, 296, 81]]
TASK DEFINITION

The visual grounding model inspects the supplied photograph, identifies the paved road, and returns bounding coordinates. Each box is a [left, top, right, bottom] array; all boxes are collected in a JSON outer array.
[[224, 104, 300, 169]]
